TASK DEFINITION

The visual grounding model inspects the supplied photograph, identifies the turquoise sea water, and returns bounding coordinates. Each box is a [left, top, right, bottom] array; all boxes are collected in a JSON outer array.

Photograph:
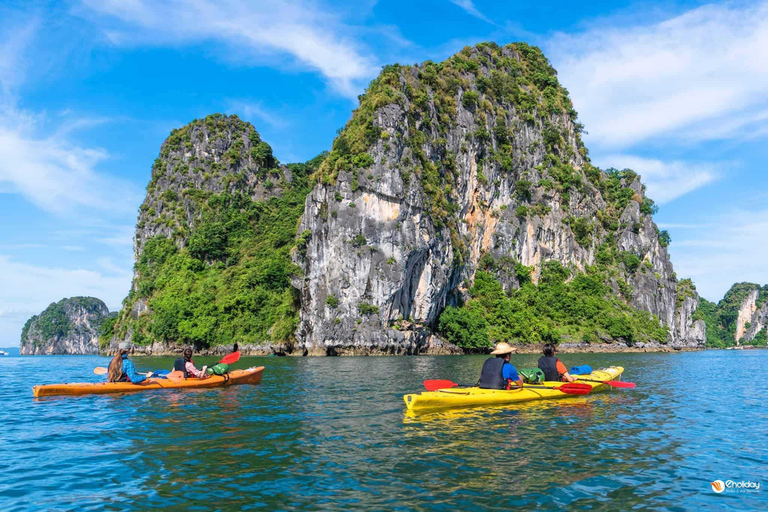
[[2, 350, 766, 511]]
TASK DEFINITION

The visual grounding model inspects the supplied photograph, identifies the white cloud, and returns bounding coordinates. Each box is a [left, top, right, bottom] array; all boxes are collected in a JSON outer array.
[[0, 106, 141, 215], [656, 223, 714, 230], [94, 224, 135, 248], [0, 17, 37, 99], [80, 0, 379, 98], [669, 209, 768, 302], [595, 154, 720, 204], [0, 254, 132, 346], [548, 2, 768, 150], [226, 99, 289, 129], [449, 0, 493, 24], [0, 19, 141, 216]]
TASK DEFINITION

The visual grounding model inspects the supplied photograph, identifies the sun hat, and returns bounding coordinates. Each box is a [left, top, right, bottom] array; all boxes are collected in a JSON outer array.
[[490, 342, 515, 355], [118, 341, 131, 351]]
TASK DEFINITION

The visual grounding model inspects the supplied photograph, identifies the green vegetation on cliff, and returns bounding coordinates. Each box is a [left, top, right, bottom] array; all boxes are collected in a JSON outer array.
[[116, 150, 326, 348], [316, 42, 585, 265], [439, 261, 668, 350], [694, 283, 768, 347], [118, 43, 691, 352], [22, 297, 107, 342]]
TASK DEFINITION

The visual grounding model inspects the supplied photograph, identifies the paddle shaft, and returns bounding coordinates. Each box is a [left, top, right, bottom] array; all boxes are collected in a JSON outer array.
[[576, 378, 636, 388], [424, 379, 590, 394]]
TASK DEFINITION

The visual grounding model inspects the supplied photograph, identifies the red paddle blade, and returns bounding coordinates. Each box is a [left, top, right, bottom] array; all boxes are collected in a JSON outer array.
[[424, 379, 459, 391], [605, 380, 636, 388], [219, 351, 240, 365], [556, 383, 593, 395]]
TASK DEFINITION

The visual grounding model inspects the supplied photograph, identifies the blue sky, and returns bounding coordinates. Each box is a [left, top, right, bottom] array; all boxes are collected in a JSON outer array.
[[1, 0, 767, 346]]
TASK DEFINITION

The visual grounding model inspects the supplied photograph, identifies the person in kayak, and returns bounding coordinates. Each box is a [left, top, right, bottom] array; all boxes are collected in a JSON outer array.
[[107, 342, 150, 383], [538, 343, 576, 382], [477, 342, 524, 390], [174, 348, 209, 379]]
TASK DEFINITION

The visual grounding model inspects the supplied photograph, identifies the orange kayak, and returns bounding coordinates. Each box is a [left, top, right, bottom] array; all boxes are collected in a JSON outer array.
[[33, 366, 264, 397]]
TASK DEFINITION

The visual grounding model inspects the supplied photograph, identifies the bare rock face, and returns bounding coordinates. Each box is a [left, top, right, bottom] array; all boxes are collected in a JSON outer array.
[[112, 114, 296, 352], [20, 297, 110, 355], [133, 114, 287, 262], [616, 193, 705, 346], [735, 286, 767, 344], [293, 42, 705, 353]]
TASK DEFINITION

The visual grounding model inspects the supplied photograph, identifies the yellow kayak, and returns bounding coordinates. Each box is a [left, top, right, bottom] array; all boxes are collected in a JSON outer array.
[[404, 366, 624, 412], [33, 366, 264, 397]]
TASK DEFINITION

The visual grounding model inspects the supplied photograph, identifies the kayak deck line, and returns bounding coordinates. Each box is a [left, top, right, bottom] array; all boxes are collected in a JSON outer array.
[[32, 366, 265, 398], [404, 366, 624, 412]]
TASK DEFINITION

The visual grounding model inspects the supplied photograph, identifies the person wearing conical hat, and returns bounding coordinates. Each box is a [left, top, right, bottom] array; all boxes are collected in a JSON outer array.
[[477, 342, 523, 390]]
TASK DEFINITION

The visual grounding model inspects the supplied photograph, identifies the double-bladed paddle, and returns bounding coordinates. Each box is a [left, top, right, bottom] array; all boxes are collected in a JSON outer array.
[[575, 378, 636, 389], [218, 351, 240, 365], [423, 379, 593, 395], [93, 367, 175, 379]]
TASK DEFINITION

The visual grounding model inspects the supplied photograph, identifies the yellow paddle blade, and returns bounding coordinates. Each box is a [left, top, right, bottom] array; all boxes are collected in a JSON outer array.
[[93, 367, 108, 375]]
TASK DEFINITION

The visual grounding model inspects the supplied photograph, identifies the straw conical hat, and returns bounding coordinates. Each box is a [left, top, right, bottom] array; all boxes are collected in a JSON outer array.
[[490, 342, 514, 355]]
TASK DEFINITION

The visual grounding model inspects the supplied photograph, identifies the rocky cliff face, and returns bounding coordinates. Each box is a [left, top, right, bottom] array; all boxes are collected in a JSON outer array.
[[20, 297, 110, 355], [695, 282, 767, 346], [292, 43, 705, 354], [109, 44, 709, 356], [111, 114, 316, 353], [133, 113, 286, 260], [735, 286, 767, 343]]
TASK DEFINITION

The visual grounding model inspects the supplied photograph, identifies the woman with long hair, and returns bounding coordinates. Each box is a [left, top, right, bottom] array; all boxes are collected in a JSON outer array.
[[107, 342, 149, 383]]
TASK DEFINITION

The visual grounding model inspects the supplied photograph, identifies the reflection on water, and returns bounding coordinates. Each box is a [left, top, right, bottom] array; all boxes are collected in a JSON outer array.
[[1, 351, 766, 510]]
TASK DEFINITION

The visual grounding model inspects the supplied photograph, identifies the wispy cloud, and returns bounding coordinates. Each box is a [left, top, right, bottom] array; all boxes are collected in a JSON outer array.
[[82, 224, 135, 248], [595, 154, 720, 204], [669, 208, 768, 302], [449, 0, 493, 24], [226, 99, 290, 130], [656, 223, 714, 230], [548, 2, 768, 150], [0, 16, 38, 99], [80, 0, 380, 98], [0, 18, 141, 215]]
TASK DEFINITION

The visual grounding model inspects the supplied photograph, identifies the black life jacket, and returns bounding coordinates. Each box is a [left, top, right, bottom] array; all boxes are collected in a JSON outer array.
[[538, 356, 562, 381], [477, 357, 507, 390], [174, 358, 189, 378]]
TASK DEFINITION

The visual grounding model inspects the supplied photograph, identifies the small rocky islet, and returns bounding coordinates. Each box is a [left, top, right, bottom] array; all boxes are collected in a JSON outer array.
[[20, 297, 114, 355], [21, 42, 768, 355]]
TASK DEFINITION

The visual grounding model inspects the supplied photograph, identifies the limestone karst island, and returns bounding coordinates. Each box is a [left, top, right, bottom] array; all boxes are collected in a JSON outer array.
[[4, 2, 766, 510], [22, 45, 766, 357]]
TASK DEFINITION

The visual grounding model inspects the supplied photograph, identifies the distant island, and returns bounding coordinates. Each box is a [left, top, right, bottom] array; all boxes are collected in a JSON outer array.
[[20, 297, 113, 355], [20, 43, 767, 356]]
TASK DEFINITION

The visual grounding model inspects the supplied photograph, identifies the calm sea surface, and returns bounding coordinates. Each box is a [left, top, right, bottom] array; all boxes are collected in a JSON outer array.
[[1, 350, 766, 511]]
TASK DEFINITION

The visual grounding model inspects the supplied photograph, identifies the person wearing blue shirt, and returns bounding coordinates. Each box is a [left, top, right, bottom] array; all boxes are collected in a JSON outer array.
[[477, 342, 524, 390], [107, 342, 150, 383]]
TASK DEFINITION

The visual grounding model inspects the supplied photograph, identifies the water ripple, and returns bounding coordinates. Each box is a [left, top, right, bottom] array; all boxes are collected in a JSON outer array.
[[1, 352, 766, 510]]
